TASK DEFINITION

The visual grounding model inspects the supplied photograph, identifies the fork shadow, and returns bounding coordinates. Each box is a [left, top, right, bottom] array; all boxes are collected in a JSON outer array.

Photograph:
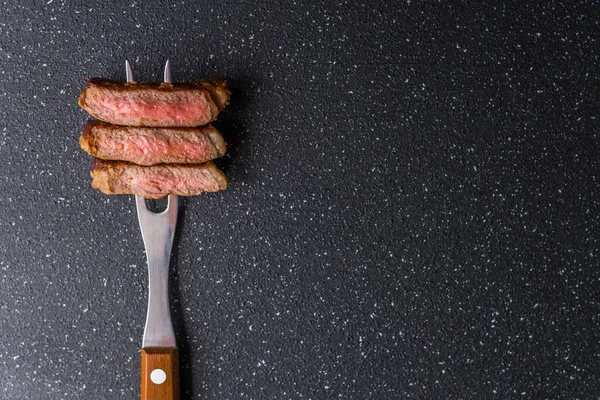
[[166, 69, 259, 400], [169, 197, 196, 400]]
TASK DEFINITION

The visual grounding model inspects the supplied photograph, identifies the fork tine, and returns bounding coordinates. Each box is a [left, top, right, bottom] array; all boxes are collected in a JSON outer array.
[[164, 62, 177, 212], [167, 194, 176, 209], [164, 60, 171, 84], [166, 195, 178, 218], [135, 195, 148, 213], [125, 60, 134, 83]]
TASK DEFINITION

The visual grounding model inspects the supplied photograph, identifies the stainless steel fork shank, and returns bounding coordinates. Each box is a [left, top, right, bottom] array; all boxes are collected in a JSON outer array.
[[136, 195, 178, 348]]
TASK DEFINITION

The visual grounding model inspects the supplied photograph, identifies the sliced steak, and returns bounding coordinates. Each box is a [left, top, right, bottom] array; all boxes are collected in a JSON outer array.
[[78, 78, 231, 127], [80, 120, 226, 165], [91, 159, 227, 199]]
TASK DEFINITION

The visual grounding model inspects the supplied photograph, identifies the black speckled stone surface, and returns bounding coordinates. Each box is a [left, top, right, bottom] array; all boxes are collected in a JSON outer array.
[[0, 1, 598, 399]]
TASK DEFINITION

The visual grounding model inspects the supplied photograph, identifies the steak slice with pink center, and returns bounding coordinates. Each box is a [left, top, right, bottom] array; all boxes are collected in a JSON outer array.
[[79, 78, 231, 127]]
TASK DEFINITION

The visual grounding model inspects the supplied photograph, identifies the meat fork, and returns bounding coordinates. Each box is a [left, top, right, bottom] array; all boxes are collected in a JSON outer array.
[[128, 60, 180, 400]]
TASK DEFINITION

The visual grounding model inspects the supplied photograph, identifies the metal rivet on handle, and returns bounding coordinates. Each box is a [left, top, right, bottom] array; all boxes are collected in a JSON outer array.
[[150, 368, 167, 385]]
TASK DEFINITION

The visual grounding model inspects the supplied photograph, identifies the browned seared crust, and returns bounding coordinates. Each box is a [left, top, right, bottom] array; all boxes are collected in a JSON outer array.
[[91, 159, 227, 199], [196, 79, 232, 110], [79, 78, 230, 100]]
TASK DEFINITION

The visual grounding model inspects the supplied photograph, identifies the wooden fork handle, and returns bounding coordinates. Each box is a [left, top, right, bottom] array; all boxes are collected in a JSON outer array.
[[141, 348, 179, 400]]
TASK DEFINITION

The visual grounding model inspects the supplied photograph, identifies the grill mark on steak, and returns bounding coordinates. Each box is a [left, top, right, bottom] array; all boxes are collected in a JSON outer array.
[[80, 120, 227, 165], [78, 78, 231, 127], [91, 159, 227, 199]]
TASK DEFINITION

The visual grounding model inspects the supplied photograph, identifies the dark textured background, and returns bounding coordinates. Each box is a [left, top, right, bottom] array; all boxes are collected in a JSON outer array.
[[0, 1, 598, 399]]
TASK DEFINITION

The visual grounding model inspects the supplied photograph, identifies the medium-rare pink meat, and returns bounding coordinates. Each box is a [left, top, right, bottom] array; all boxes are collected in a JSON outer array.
[[79, 120, 227, 166], [91, 159, 227, 199], [78, 78, 231, 127]]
